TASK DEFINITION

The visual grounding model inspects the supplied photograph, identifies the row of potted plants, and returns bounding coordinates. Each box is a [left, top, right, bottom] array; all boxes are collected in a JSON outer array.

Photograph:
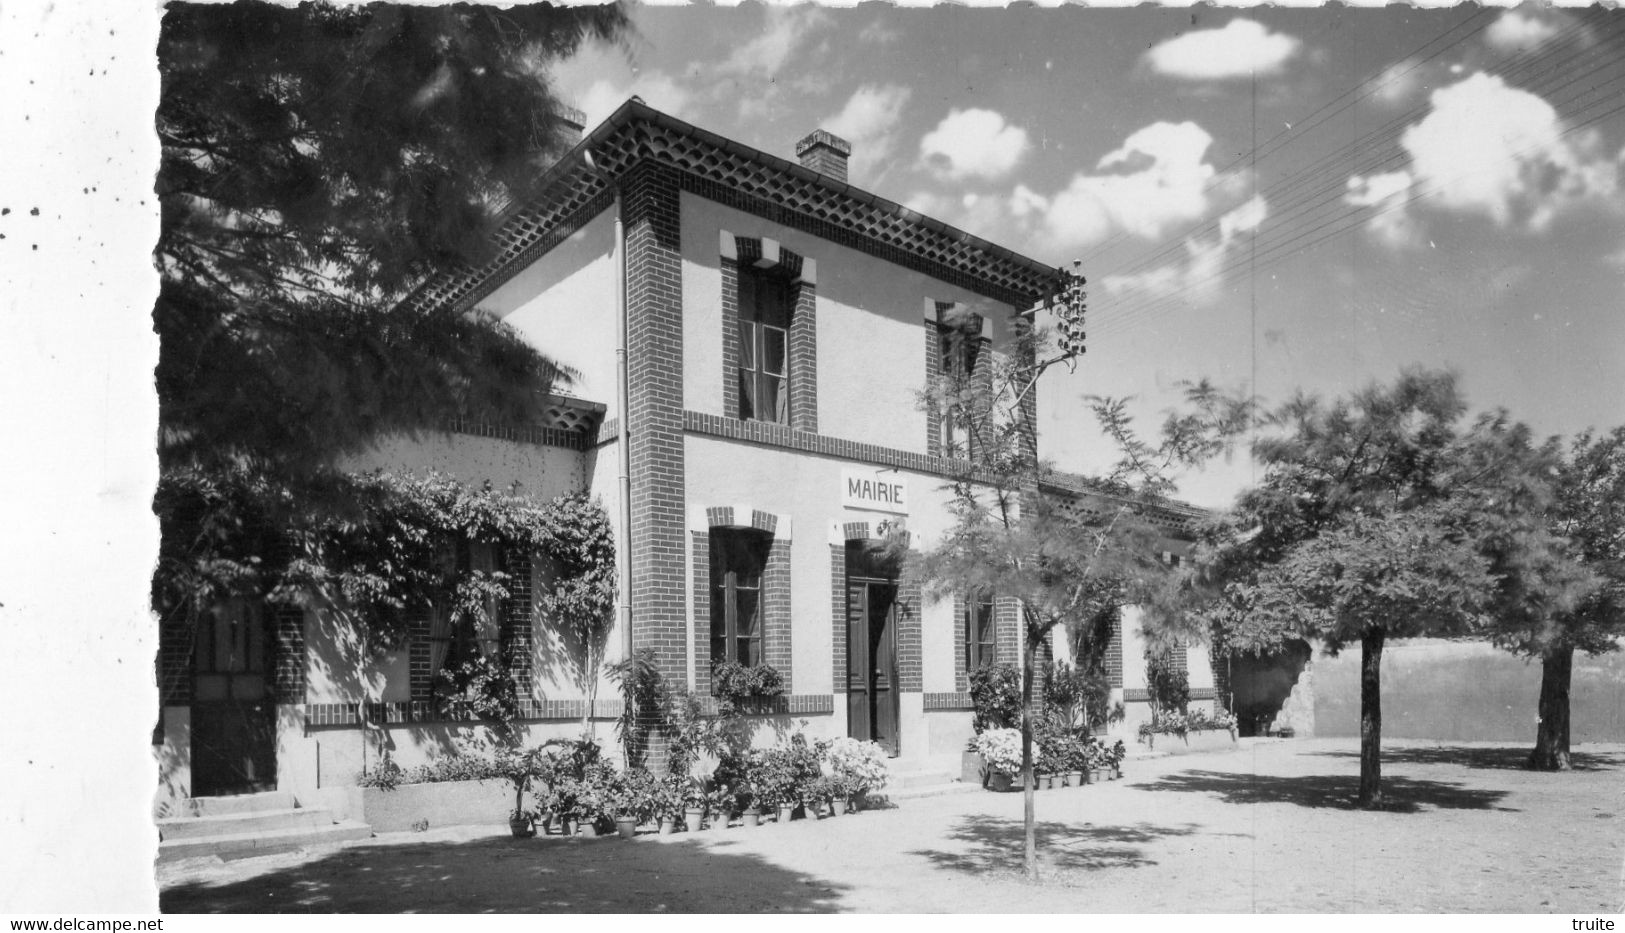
[[1135, 706, 1239, 741], [971, 727, 1127, 791], [505, 733, 892, 838]]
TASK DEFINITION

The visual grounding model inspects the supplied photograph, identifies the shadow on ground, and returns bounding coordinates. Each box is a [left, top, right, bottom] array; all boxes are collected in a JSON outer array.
[[162, 833, 849, 913], [907, 814, 1199, 882], [1311, 745, 1625, 773], [1136, 770, 1515, 813]]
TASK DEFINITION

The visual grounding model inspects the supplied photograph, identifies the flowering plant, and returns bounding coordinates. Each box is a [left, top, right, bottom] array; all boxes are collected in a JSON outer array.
[[822, 737, 890, 793], [972, 727, 1023, 776]]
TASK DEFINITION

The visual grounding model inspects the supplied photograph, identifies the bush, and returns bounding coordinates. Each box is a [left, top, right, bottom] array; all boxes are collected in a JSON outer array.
[[821, 737, 890, 793], [968, 663, 1021, 733], [972, 728, 1023, 776]]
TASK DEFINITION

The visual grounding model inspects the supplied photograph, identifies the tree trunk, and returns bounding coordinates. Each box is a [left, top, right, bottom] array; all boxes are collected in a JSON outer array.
[[1528, 646, 1573, 771], [1357, 627, 1385, 809], [1021, 633, 1038, 881]]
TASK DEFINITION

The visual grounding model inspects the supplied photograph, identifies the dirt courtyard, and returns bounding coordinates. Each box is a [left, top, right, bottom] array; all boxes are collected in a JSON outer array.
[[158, 738, 1625, 913]]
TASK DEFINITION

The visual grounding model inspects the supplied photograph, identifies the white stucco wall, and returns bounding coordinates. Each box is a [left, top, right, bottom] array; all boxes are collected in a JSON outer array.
[[683, 433, 971, 710], [679, 192, 1020, 446], [342, 431, 587, 499], [474, 205, 621, 417]]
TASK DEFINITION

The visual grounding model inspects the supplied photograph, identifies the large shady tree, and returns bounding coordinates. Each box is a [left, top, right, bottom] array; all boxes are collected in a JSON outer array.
[[154, 2, 628, 664], [1192, 369, 1588, 807], [1486, 426, 1625, 770], [921, 296, 1249, 879]]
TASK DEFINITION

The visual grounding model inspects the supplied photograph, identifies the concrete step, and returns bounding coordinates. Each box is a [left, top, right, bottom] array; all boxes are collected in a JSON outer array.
[[179, 791, 297, 818], [157, 820, 373, 863], [890, 768, 958, 789], [157, 807, 333, 841], [880, 780, 984, 802]]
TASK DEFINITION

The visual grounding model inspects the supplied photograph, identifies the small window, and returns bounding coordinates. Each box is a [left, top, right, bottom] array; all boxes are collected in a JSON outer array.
[[937, 308, 984, 455], [964, 590, 996, 671], [710, 528, 772, 666], [738, 268, 791, 424], [428, 541, 502, 682]]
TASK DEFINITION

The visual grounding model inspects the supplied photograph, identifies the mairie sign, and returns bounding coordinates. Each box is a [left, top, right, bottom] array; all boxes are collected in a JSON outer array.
[[841, 468, 907, 515]]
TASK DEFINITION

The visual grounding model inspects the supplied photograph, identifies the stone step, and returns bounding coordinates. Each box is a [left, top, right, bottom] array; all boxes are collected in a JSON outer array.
[[157, 820, 373, 863], [157, 807, 333, 841], [890, 768, 959, 789], [179, 791, 297, 818], [880, 780, 983, 802]]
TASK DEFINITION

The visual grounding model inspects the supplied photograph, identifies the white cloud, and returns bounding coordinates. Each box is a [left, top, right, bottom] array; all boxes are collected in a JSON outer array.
[[919, 109, 1032, 182], [573, 72, 692, 129], [1485, 11, 1561, 53], [1102, 195, 1269, 305], [822, 85, 913, 182], [1145, 19, 1303, 81], [1372, 60, 1425, 107], [1371, 72, 1622, 239], [1041, 121, 1221, 250], [1346, 171, 1421, 249], [719, 6, 832, 78]]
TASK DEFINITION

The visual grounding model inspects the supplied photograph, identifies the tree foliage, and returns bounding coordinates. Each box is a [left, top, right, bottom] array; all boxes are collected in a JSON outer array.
[[156, 1, 627, 474], [919, 315, 1246, 878]]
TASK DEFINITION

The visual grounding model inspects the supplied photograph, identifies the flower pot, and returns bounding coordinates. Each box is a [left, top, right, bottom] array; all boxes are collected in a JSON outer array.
[[509, 816, 533, 838], [801, 799, 823, 820], [1111, 766, 1122, 780], [742, 809, 761, 827], [833, 796, 848, 816], [561, 818, 576, 835], [1093, 768, 1107, 783], [577, 822, 599, 838], [850, 789, 868, 812], [615, 817, 638, 839], [776, 803, 796, 823], [1043, 773, 1056, 790], [709, 813, 729, 830], [658, 818, 677, 835], [986, 771, 1015, 793], [683, 807, 705, 833]]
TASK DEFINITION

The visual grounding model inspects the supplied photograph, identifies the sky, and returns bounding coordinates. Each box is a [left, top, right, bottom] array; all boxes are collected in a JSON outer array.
[[549, 4, 1625, 507]]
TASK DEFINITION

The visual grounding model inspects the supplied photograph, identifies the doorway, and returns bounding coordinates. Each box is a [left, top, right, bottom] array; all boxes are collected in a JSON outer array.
[[190, 599, 278, 796], [845, 544, 900, 756]]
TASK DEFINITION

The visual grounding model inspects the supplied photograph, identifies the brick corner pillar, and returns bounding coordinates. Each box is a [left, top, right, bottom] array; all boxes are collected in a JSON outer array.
[[622, 160, 689, 704], [270, 604, 308, 705], [503, 545, 535, 701]]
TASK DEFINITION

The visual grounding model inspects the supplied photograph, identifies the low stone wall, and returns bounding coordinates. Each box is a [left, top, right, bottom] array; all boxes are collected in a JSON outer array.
[[357, 779, 516, 833], [1312, 639, 1625, 743], [1137, 728, 1237, 756]]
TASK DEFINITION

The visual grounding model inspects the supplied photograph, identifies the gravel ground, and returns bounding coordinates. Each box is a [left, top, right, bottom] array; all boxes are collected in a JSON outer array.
[[159, 737, 1625, 913]]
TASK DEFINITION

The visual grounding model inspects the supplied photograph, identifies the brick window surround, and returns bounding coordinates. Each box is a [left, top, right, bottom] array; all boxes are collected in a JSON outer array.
[[926, 300, 992, 460], [720, 232, 817, 434], [691, 506, 791, 697]]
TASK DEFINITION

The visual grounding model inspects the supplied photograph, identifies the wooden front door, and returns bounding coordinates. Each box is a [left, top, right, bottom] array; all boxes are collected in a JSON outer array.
[[190, 599, 277, 796], [846, 573, 900, 756]]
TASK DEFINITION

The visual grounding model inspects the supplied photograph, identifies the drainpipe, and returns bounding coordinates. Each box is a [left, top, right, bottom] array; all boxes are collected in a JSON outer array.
[[613, 195, 632, 662]]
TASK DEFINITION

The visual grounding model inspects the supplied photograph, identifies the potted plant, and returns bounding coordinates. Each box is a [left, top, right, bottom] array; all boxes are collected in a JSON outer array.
[[822, 737, 890, 811], [1109, 739, 1126, 779], [650, 776, 684, 835], [607, 768, 654, 839], [682, 778, 707, 832], [705, 782, 734, 830], [971, 728, 1022, 792]]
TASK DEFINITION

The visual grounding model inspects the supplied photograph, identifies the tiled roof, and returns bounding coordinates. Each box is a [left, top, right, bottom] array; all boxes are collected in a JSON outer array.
[[399, 98, 1068, 316], [1040, 471, 1212, 535]]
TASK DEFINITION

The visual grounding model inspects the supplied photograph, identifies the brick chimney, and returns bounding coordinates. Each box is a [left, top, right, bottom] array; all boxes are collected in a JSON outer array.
[[795, 129, 852, 185], [560, 105, 587, 141]]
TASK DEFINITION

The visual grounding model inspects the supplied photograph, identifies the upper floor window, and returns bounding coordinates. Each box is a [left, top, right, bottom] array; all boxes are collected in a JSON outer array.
[[710, 528, 772, 666], [963, 589, 996, 672], [937, 306, 984, 455], [737, 267, 791, 424]]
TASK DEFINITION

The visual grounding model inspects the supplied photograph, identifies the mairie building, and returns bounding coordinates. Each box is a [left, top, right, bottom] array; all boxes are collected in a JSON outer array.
[[154, 99, 1223, 813]]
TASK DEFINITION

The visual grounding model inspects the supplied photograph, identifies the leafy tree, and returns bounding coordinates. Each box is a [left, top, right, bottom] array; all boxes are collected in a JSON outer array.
[[1484, 426, 1624, 770], [920, 305, 1247, 879], [153, 2, 628, 659], [1193, 369, 1552, 807]]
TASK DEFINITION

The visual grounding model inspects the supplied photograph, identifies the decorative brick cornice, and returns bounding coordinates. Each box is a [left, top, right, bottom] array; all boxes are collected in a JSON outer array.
[[1122, 687, 1217, 703], [923, 691, 975, 711], [683, 410, 980, 479], [304, 698, 629, 729], [398, 100, 1065, 318]]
